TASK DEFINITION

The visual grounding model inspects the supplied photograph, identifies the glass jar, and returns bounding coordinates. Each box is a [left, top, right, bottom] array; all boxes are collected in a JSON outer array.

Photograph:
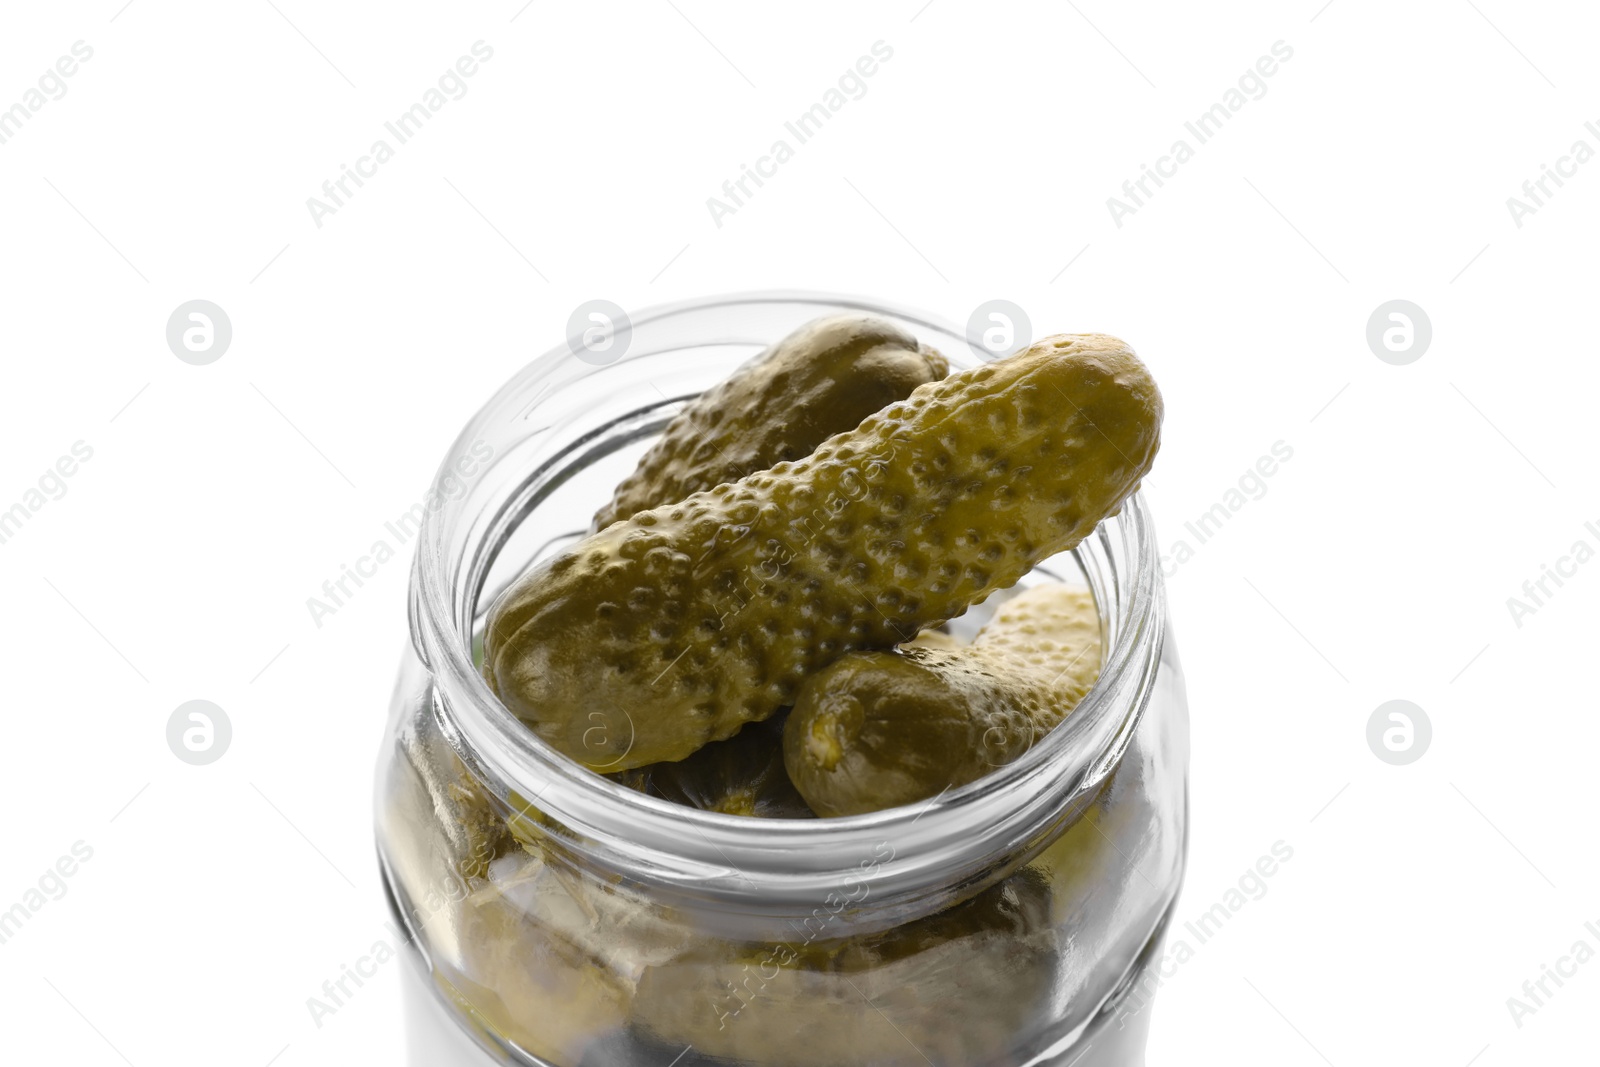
[[374, 293, 1190, 1067]]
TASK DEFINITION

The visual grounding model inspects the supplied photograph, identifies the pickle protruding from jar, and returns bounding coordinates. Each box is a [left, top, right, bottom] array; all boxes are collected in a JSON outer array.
[[483, 334, 1160, 770], [593, 313, 948, 530], [784, 585, 1103, 817]]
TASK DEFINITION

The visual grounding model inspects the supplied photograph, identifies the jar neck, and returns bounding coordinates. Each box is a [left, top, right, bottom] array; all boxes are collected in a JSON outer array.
[[408, 293, 1167, 936]]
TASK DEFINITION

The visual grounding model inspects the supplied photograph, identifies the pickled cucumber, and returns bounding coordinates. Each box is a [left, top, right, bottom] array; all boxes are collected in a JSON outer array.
[[441, 896, 630, 1065], [785, 584, 1102, 817], [384, 703, 515, 925], [484, 334, 1162, 770], [594, 314, 948, 530], [610, 712, 814, 819], [627, 869, 1056, 1066], [442, 860, 672, 1063]]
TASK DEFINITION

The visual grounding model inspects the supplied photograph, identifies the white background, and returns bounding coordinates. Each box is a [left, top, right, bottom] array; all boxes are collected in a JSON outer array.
[[1, 1, 1596, 1064]]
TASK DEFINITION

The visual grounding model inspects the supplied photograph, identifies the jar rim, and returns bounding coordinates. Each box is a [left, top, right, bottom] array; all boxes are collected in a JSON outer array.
[[409, 290, 1167, 910]]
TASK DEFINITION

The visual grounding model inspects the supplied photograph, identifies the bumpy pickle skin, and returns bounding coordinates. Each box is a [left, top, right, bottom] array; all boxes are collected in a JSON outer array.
[[784, 584, 1103, 818], [610, 712, 815, 819], [483, 334, 1161, 770], [593, 314, 948, 530]]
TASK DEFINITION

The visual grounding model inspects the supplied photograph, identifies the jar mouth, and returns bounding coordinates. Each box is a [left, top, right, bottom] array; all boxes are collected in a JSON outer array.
[[409, 291, 1167, 913]]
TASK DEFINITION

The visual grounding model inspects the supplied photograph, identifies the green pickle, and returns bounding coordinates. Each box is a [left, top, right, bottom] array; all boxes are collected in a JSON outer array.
[[594, 315, 947, 815], [384, 704, 514, 916], [593, 314, 948, 530], [484, 334, 1163, 770], [440, 825, 689, 1064], [785, 584, 1103, 817], [626, 870, 1056, 1066]]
